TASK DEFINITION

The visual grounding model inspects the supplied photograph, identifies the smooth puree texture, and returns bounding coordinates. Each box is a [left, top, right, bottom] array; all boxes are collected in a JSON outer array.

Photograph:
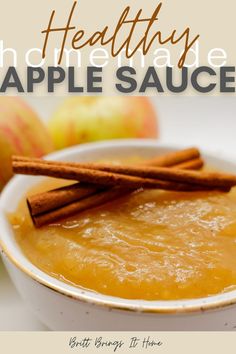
[[8, 178, 236, 301]]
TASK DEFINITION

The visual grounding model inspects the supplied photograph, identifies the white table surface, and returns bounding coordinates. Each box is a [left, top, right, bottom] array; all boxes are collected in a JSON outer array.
[[1, 96, 236, 330]]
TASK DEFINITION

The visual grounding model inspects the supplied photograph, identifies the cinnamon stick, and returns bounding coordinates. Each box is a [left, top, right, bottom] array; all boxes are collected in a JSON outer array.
[[13, 147, 201, 169], [26, 159, 204, 216], [21, 159, 232, 228], [173, 158, 204, 170], [27, 183, 104, 216], [31, 187, 131, 228], [13, 148, 209, 227], [15, 160, 221, 192], [12, 158, 236, 189], [14, 156, 204, 172], [27, 159, 203, 216], [22, 149, 202, 216], [144, 147, 200, 166], [25, 152, 204, 225]]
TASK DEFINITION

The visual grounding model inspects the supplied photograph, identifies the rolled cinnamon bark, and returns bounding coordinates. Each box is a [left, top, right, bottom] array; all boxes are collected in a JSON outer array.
[[173, 158, 204, 170], [14, 155, 204, 171], [13, 148, 212, 227], [24, 154, 203, 224], [16, 149, 232, 227], [26, 159, 203, 217], [13, 158, 236, 189], [31, 187, 131, 228], [31, 183, 229, 228], [27, 183, 104, 216], [13, 147, 201, 169], [144, 147, 200, 166], [14, 160, 220, 191]]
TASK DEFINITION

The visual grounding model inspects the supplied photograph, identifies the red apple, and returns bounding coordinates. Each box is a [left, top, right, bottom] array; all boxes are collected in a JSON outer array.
[[0, 97, 54, 190], [48, 97, 158, 150]]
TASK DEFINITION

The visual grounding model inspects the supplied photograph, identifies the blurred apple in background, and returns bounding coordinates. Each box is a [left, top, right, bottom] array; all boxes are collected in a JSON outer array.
[[0, 97, 54, 190], [48, 97, 158, 150]]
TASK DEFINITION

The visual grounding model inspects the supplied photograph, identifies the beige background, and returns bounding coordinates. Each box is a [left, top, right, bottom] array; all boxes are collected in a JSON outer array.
[[0, 0, 236, 349], [0, 332, 236, 354], [0, 0, 235, 94]]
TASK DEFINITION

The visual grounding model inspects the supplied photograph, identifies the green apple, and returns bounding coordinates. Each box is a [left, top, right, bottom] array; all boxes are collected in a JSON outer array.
[[48, 97, 158, 150]]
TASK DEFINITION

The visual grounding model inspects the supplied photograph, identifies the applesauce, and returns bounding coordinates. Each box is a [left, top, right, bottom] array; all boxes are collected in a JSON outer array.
[[8, 178, 236, 301]]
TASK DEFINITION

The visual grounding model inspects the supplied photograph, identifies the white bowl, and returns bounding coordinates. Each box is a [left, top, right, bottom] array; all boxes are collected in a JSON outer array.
[[1, 139, 236, 331]]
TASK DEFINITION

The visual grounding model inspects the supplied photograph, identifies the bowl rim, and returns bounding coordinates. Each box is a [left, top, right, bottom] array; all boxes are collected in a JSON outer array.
[[1, 139, 236, 315]]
